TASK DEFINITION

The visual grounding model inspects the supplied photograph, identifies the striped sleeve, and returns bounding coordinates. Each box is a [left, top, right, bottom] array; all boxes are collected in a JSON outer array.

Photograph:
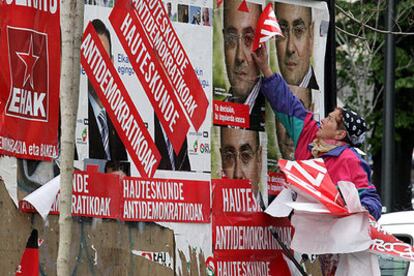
[[261, 73, 309, 148]]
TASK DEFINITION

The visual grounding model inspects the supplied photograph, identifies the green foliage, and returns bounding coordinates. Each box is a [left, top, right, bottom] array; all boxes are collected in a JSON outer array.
[[336, 0, 414, 155]]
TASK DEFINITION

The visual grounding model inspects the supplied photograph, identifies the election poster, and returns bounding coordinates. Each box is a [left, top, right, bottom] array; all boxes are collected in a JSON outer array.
[[211, 125, 269, 207], [74, 1, 214, 274], [212, 179, 294, 275], [0, 1, 60, 161], [75, 0, 212, 180], [0, 0, 335, 274], [213, 0, 266, 132], [20, 167, 211, 224], [266, 0, 329, 173]]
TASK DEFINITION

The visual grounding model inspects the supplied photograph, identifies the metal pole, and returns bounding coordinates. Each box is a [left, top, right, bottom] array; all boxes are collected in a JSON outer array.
[[381, 0, 395, 213], [324, 0, 336, 115]]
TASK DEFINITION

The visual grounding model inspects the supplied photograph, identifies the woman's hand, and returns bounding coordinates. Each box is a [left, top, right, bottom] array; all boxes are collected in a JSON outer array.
[[252, 44, 273, 78]]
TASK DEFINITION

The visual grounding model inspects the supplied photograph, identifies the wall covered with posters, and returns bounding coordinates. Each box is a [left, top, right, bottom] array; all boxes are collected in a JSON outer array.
[[0, 0, 328, 275]]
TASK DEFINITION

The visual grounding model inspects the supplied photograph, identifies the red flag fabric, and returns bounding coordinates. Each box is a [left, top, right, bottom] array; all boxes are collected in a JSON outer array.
[[16, 229, 39, 276], [252, 3, 283, 51], [370, 218, 414, 262], [278, 159, 349, 216]]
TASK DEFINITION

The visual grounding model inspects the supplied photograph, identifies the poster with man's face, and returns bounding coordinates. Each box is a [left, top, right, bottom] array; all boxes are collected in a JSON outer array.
[[211, 125, 268, 205], [213, 0, 265, 132], [267, 0, 329, 173]]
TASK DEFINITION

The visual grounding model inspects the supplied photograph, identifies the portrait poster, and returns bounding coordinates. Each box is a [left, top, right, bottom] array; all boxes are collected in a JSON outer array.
[[211, 125, 268, 207], [0, 1, 60, 161], [213, 0, 266, 132], [265, 0, 329, 198]]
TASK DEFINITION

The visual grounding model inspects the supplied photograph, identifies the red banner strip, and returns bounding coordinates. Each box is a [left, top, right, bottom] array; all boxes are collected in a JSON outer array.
[[81, 23, 161, 177], [133, 0, 208, 131], [212, 179, 293, 257], [213, 253, 291, 276], [20, 170, 210, 223], [213, 100, 250, 129], [122, 176, 210, 223], [109, 1, 190, 154]]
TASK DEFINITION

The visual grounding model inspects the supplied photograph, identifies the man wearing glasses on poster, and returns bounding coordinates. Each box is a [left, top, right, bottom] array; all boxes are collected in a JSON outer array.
[[222, 0, 265, 131], [220, 127, 264, 207]]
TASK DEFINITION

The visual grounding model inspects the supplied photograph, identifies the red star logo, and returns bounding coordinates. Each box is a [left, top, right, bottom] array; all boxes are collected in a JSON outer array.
[[16, 35, 39, 89]]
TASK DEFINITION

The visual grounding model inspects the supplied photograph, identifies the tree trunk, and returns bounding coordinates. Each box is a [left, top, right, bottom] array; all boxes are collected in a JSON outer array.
[[57, 1, 83, 275]]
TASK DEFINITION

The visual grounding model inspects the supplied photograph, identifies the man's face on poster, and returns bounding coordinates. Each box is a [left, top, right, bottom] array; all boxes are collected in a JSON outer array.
[[223, 1, 261, 101], [275, 3, 314, 86], [220, 128, 262, 195]]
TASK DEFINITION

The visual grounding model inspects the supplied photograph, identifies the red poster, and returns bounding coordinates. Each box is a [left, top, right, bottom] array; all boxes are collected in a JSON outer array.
[[80, 23, 161, 177], [214, 254, 291, 276], [20, 169, 122, 219], [0, 1, 60, 160], [213, 100, 250, 129], [122, 176, 210, 223], [212, 179, 293, 275], [139, 0, 209, 131], [278, 159, 348, 215]]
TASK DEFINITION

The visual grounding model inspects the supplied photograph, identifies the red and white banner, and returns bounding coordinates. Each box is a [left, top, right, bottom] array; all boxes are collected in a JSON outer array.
[[20, 168, 122, 219], [71, 169, 122, 219], [213, 100, 250, 129], [278, 159, 348, 215], [109, 0, 209, 154], [20, 168, 210, 223], [370, 219, 414, 262], [0, 1, 60, 160], [212, 179, 293, 275], [80, 23, 161, 177], [252, 3, 283, 51], [275, 159, 414, 263], [214, 254, 291, 276], [122, 176, 210, 223]]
